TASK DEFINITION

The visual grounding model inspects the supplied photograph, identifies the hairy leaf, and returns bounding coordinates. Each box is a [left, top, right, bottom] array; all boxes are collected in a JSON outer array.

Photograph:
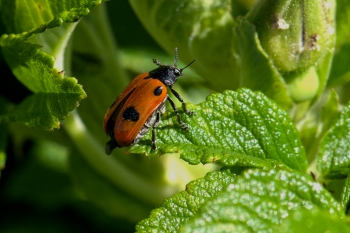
[[137, 169, 342, 232]]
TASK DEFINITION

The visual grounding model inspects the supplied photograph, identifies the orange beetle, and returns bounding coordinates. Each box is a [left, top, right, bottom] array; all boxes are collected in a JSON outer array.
[[103, 48, 195, 155]]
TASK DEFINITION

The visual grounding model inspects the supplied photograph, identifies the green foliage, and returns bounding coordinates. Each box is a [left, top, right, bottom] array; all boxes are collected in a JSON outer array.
[[1, 0, 350, 232], [137, 169, 343, 232]]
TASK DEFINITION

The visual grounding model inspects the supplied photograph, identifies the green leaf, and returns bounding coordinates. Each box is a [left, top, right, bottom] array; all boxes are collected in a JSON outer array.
[[0, 85, 85, 130], [130, 88, 308, 172], [273, 207, 350, 233], [317, 102, 350, 179], [137, 169, 343, 232], [181, 170, 342, 232], [0, 1, 107, 129], [136, 169, 238, 232]]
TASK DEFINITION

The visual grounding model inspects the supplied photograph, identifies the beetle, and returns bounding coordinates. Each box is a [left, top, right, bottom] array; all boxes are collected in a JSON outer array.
[[103, 48, 196, 155]]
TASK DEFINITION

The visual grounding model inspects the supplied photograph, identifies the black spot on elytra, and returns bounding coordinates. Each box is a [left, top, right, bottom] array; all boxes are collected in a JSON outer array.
[[154, 86, 163, 96], [123, 107, 139, 121]]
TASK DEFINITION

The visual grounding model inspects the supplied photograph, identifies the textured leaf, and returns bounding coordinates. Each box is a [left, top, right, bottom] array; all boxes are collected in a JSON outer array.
[[181, 170, 342, 233], [137, 169, 343, 233], [317, 102, 350, 179], [0, 1, 107, 129], [0, 91, 84, 130], [136, 170, 238, 232], [130, 88, 308, 172]]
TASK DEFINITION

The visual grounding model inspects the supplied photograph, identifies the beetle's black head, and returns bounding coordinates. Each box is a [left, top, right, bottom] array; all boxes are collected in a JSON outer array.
[[148, 48, 196, 87]]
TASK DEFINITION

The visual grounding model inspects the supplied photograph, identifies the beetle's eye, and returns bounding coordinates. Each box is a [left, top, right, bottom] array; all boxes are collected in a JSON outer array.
[[174, 68, 182, 76]]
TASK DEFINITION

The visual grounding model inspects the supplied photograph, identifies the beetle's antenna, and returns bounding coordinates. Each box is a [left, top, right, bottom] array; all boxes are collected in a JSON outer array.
[[174, 47, 178, 67], [180, 59, 196, 71]]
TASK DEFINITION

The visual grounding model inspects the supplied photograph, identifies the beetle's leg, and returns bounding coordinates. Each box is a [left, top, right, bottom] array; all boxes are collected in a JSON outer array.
[[167, 95, 189, 130], [170, 88, 194, 116], [151, 111, 162, 150], [153, 59, 162, 66]]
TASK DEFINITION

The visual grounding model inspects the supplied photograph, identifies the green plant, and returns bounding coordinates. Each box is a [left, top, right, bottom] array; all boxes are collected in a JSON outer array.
[[1, 0, 350, 232]]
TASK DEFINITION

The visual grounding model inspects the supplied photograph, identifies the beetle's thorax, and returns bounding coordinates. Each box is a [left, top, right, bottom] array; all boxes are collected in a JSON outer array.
[[148, 65, 182, 87]]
